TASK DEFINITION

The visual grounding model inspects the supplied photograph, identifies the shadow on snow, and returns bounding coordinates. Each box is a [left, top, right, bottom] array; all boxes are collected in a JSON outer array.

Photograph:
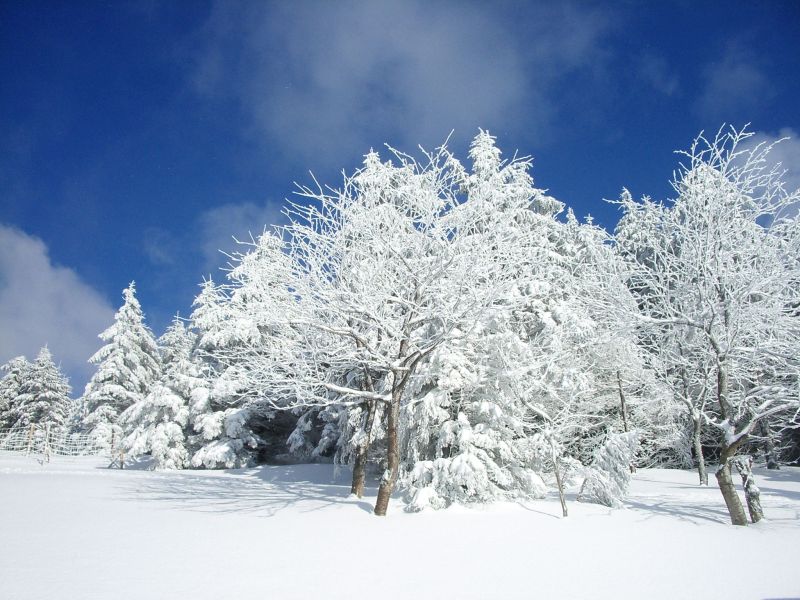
[[122, 464, 377, 517]]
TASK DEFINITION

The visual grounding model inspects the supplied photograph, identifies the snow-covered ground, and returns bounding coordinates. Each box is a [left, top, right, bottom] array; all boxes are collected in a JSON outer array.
[[1, 452, 798, 600]]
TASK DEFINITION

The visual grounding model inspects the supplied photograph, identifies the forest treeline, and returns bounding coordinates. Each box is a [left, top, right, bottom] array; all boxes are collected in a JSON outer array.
[[2, 127, 798, 523]]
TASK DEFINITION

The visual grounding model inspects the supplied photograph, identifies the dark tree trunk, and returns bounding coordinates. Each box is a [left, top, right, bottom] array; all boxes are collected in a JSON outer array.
[[761, 419, 780, 470], [733, 456, 764, 523], [716, 446, 748, 526], [692, 415, 708, 485], [715, 461, 748, 526], [351, 399, 378, 498], [374, 394, 400, 516], [712, 354, 748, 525], [350, 447, 367, 498]]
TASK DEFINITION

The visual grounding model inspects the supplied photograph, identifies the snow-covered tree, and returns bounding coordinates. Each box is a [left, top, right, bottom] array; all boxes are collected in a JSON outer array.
[[293, 139, 541, 515], [81, 282, 161, 449], [5, 347, 72, 432], [186, 276, 272, 469], [398, 132, 553, 510], [400, 327, 548, 512], [187, 372, 262, 469], [399, 132, 673, 513], [0, 356, 32, 430], [578, 431, 640, 508], [615, 189, 715, 483], [616, 126, 800, 525], [199, 131, 684, 514], [120, 317, 197, 469], [212, 136, 533, 514]]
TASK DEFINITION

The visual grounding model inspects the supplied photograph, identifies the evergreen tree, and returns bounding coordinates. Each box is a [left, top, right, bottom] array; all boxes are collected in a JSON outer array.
[[187, 279, 262, 469], [578, 431, 640, 508], [0, 356, 32, 430], [81, 282, 161, 448], [400, 132, 666, 511], [120, 317, 198, 469], [7, 347, 72, 432]]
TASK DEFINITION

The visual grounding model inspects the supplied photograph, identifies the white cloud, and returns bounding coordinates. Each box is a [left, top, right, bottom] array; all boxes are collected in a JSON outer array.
[[0, 224, 115, 391], [190, 1, 612, 166], [197, 200, 286, 272], [695, 46, 774, 119]]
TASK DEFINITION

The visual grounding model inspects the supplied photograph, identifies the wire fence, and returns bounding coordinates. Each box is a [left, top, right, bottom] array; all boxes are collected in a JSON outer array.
[[0, 424, 113, 462]]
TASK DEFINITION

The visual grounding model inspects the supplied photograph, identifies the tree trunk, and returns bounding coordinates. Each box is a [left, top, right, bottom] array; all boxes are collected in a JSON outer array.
[[712, 355, 748, 525], [692, 415, 708, 485], [617, 371, 636, 474], [553, 452, 568, 518], [761, 418, 779, 470], [617, 371, 629, 433], [715, 451, 748, 526], [733, 456, 764, 523], [374, 395, 400, 516], [351, 400, 378, 498]]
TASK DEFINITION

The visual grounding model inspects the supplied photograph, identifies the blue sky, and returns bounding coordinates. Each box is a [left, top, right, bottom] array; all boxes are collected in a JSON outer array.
[[1, 0, 799, 390]]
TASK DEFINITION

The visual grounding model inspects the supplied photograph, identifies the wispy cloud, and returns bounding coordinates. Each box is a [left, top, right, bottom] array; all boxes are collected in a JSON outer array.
[[143, 226, 180, 267], [188, 1, 614, 168], [141, 199, 285, 275], [138, 198, 286, 329], [197, 200, 286, 272], [0, 224, 115, 390], [638, 54, 679, 96], [695, 45, 774, 120]]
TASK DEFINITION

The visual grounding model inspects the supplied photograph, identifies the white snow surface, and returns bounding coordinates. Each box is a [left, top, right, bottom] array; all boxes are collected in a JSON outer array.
[[1, 452, 798, 600]]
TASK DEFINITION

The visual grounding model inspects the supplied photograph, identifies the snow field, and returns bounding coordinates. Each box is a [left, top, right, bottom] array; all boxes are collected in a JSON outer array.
[[1, 453, 798, 600]]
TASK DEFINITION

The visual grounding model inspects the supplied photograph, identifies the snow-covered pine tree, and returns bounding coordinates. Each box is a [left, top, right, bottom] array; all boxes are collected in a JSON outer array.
[[401, 327, 547, 511], [120, 317, 198, 469], [396, 132, 549, 510], [81, 282, 161, 450], [6, 347, 72, 432], [187, 366, 261, 469], [577, 431, 639, 508], [187, 279, 262, 469], [0, 356, 32, 430]]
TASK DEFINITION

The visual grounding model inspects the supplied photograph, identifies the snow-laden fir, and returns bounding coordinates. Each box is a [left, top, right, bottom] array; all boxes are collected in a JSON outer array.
[[80, 282, 161, 451]]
